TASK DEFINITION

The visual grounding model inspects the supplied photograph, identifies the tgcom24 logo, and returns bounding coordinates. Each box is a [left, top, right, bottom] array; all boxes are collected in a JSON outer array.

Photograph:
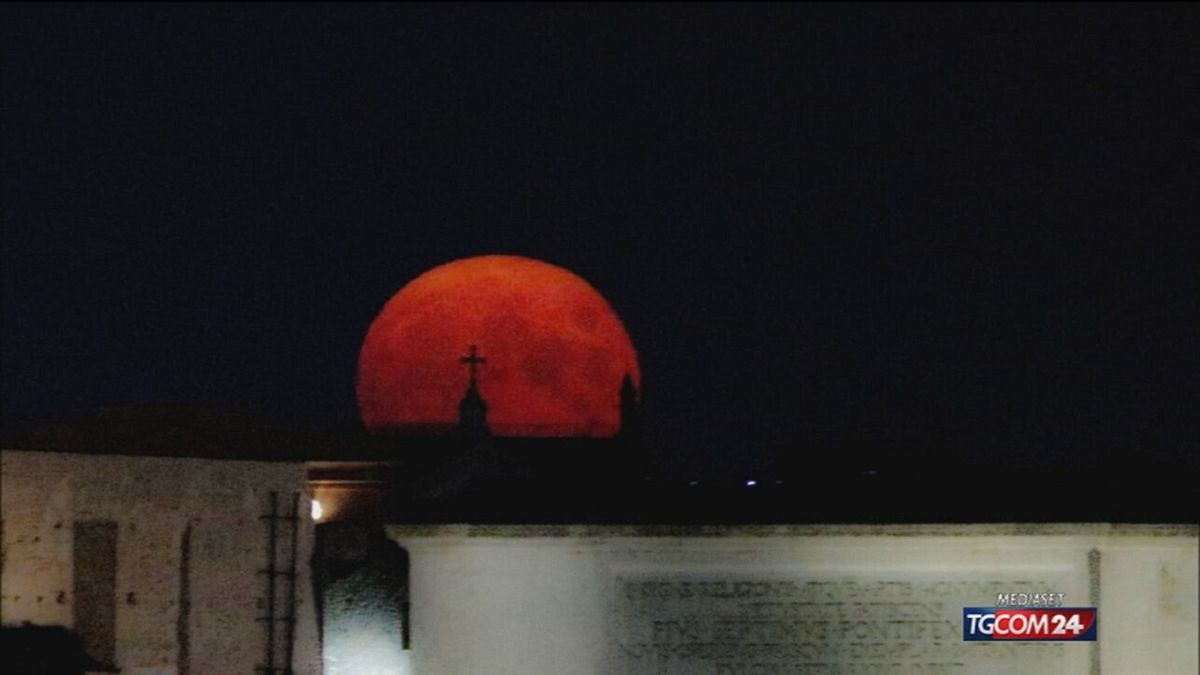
[[962, 607, 1098, 641]]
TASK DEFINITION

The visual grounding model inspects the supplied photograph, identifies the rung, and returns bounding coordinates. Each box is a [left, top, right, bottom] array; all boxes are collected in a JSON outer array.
[[256, 570, 296, 578]]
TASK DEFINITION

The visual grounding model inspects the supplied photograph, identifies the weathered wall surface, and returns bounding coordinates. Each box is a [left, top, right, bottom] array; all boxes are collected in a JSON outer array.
[[317, 523, 410, 675], [386, 524, 1197, 675], [1, 450, 321, 675]]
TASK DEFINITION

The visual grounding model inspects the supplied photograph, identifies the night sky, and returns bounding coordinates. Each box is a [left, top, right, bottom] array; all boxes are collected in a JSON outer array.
[[3, 5, 1197, 477]]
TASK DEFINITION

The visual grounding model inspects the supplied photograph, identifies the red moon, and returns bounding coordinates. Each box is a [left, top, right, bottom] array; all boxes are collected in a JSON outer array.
[[357, 255, 640, 437]]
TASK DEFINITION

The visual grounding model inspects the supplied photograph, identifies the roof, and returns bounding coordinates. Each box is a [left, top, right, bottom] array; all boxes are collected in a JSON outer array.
[[5, 406, 1196, 523]]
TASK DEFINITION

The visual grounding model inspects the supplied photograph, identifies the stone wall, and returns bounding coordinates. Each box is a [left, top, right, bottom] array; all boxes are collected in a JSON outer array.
[[386, 523, 1197, 675], [1, 449, 321, 675]]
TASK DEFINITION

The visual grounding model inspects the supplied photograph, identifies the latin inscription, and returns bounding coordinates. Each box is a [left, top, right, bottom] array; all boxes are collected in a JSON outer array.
[[612, 578, 1068, 674]]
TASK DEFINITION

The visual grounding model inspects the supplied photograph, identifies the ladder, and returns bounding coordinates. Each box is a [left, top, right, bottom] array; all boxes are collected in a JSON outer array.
[[256, 491, 299, 675]]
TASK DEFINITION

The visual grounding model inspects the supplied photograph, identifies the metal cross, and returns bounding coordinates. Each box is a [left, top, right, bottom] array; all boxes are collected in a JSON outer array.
[[459, 344, 486, 388]]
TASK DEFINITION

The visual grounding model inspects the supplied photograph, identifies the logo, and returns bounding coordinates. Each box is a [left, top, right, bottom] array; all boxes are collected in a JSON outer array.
[[963, 608, 1097, 641], [995, 592, 1064, 607]]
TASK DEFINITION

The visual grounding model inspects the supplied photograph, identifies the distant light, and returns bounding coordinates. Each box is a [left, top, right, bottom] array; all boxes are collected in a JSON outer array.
[[311, 498, 323, 521], [746, 480, 757, 487], [689, 480, 700, 487]]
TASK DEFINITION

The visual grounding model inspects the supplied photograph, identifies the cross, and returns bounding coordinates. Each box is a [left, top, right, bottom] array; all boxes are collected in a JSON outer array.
[[459, 344, 486, 388]]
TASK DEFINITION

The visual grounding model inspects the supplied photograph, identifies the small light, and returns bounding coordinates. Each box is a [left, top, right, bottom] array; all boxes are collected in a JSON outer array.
[[746, 480, 757, 487], [689, 480, 700, 487], [311, 498, 323, 521]]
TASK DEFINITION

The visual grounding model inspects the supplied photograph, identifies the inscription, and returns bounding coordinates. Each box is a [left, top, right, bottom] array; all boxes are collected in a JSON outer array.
[[613, 578, 1067, 674]]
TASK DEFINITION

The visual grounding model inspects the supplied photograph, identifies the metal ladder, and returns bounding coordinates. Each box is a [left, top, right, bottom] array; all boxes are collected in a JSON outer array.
[[256, 491, 299, 675]]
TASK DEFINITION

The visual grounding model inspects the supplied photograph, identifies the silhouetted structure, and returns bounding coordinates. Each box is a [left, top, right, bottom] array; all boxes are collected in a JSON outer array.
[[617, 373, 640, 440], [455, 345, 490, 439], [1, 624, 119, 675]]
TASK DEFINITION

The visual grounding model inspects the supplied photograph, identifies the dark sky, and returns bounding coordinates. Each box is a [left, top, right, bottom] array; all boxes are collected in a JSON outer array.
[[3, 4, 1197, 475]]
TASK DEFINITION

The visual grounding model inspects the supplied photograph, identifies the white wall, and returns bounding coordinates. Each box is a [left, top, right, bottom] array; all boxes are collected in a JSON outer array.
[[1, 449, 321, 675], [388, 524, 1198, 675]]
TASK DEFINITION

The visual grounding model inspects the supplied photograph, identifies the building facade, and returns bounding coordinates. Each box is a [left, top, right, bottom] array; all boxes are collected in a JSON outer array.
[[1, 449, 321, 675]]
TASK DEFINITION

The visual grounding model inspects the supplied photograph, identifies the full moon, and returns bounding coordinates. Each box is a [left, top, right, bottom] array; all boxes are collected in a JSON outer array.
[[357, 255, 640, 437]]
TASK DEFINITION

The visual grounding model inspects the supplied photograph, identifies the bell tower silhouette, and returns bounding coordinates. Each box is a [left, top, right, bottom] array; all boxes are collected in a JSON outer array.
[[456, 345, 490, 438]]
